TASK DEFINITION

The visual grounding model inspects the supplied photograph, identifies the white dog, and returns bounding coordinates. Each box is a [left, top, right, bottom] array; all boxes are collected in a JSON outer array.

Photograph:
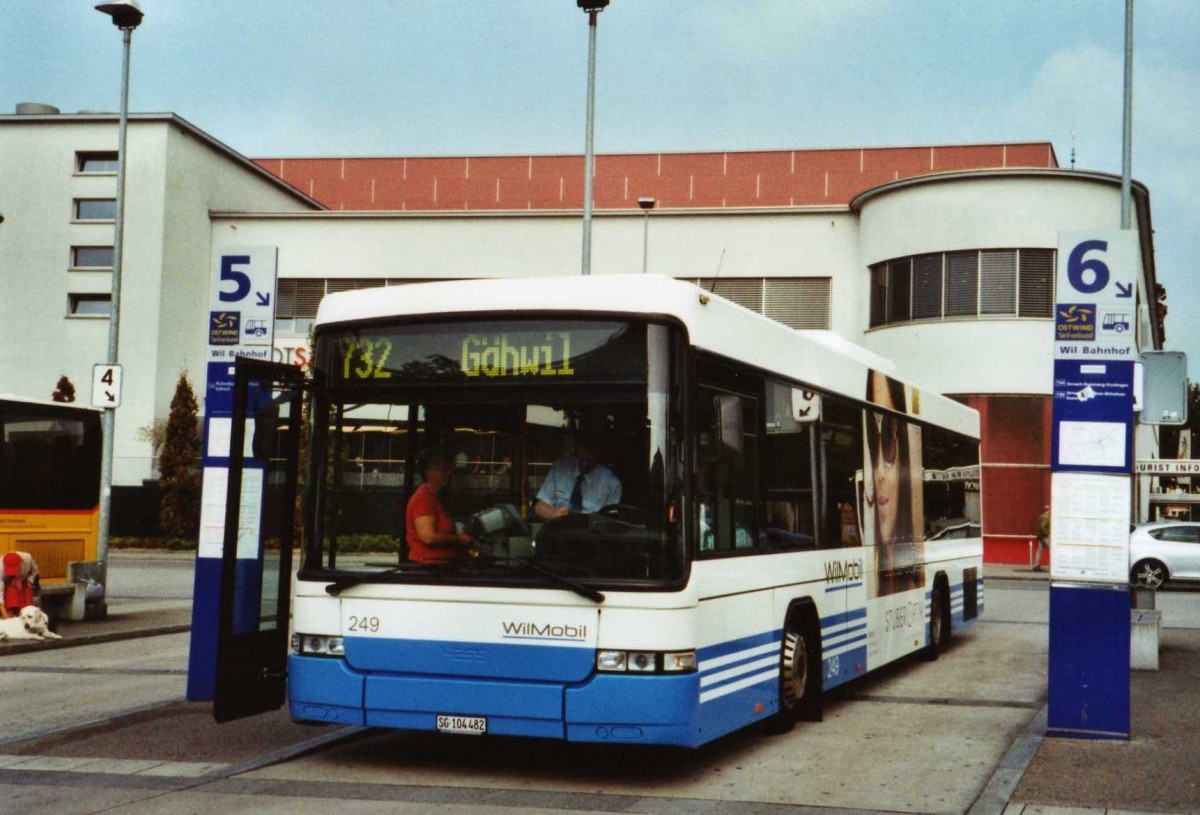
[[0, 606, 62, 641]]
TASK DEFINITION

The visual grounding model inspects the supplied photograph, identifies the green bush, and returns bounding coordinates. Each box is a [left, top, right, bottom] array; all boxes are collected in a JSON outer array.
[[159, 373, 202, 538]]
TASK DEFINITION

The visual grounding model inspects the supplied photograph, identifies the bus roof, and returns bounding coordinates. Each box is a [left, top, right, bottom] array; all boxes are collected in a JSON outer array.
[[314, 275, 978, 438], [0, 394, 102, 414]]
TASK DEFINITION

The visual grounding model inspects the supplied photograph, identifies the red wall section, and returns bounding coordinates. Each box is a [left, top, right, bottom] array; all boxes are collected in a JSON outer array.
[[255, 143, 1057, 212]]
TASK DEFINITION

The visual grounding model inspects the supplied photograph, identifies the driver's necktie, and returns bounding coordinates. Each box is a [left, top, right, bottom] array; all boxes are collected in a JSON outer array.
[[569, 473, 585, 513]]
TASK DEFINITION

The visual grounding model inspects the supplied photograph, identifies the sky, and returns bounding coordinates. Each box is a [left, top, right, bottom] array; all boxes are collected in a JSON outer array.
[[3, 0, 1197, 358]]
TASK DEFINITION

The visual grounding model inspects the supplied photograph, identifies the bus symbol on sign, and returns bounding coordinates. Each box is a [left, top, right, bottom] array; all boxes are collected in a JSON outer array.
[[1102, 313, 1130, 333]]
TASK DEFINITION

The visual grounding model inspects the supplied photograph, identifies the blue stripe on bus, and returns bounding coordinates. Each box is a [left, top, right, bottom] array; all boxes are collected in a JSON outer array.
[[824, 582, 863, 593], [696, 629, 782, 663], [821, 607, 867, 630]]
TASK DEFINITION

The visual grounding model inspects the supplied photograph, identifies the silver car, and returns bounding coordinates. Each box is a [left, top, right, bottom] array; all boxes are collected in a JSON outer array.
[[1129, 521, 1200, 588]]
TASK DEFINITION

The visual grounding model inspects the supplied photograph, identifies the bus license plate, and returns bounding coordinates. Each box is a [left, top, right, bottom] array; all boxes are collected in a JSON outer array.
[[436, 715, 487, 735]]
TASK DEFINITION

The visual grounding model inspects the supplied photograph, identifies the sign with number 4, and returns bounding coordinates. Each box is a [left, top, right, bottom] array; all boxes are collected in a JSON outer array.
[[92, 364, 123, 408]]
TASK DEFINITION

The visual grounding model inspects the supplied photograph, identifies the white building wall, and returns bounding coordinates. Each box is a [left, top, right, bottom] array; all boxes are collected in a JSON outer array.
[[211, 208, 862, 337], [854, 173, 1149, 395], [0, 116, 316, 486]]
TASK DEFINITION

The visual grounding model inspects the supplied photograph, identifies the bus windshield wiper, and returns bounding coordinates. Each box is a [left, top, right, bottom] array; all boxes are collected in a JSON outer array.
[[514, 557, 605, 604], [325, 566, 404, 596]]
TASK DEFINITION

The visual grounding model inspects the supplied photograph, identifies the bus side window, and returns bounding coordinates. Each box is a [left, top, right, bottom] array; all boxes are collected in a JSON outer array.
[[696, 387, 757, 554], [762, 380, 818, 550], [819, 397, 863, 550]]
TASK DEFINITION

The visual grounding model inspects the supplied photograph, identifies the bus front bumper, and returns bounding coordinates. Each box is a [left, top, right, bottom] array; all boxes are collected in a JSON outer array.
[[288, 654, 705, 747]]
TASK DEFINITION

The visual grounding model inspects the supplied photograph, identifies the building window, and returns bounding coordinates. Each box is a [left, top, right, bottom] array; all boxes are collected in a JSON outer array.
[[69, 294, 111, 317], [911, 254, 943, 320], [944, 252, 979, 317], [691, 277, 832, 329], [980, 250, 1017, 315], [76, 151, 119, 173], [71, 246, 114, 269], [74, 199, 117, 221], [1018, 249, 1055, 318], [887, 257, 912, 323], [869, 249, 1056, 328]]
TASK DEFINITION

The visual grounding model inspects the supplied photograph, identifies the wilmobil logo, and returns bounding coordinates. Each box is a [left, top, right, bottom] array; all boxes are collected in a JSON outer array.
[[824, 559, 863, 585], [501, 621, 589, 642]]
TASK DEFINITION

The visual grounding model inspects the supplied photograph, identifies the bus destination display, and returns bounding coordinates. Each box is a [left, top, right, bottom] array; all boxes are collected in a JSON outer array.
[[324, 320, 644, 385]]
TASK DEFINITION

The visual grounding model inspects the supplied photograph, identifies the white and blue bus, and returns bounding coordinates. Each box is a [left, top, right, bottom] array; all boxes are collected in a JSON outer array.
[[212, 275, 982, 747]]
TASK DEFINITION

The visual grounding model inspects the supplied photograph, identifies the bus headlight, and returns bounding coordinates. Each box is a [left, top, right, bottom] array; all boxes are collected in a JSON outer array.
[[596, 650, 627, 672], [292, 634, 346, 658], [627, 651, 656, 672], [595, 649, 696, 674]]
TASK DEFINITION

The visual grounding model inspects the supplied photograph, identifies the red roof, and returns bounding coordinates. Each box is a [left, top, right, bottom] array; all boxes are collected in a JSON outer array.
[[252, 143, 1057, 212]]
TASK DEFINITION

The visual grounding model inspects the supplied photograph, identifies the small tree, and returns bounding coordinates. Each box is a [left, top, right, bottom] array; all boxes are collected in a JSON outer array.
[[52, 375, 76, 403], [159, 372, 202, 539]]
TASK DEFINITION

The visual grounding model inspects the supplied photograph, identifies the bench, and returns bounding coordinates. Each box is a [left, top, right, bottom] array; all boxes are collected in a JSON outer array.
[[40, 582, 86, 623]]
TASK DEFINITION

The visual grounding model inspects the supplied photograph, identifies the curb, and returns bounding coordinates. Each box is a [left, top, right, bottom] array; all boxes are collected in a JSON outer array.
[[0, 623, 191, 657]]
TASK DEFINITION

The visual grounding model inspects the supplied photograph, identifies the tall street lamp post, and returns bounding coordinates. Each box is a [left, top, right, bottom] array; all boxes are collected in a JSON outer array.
[[94, 0, 143, 607], [577, 0, 609, 276], [638, 197, 656, 274]]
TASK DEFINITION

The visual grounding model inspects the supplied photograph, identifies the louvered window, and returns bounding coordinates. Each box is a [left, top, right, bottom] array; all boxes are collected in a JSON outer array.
[[764, 278, 831, 329], [1018, 249, 1055, 317], [911, 254, 942, 320], [887, 258, 911, 323], [869, 264, 887, 327], [275, 280, 327, 319], [689, 277, 830, 329], [325, 278, 384, 294], [944, 252, 979, 317], [980, 250, 1017, 315]]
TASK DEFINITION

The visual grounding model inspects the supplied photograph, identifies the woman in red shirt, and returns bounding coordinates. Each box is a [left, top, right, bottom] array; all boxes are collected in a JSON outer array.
[[406, 448, 473, 564]]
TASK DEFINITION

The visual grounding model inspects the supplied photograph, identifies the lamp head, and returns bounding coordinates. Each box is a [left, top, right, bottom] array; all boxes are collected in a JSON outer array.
[[577, 0, 610, 11], [96, 1, 143, 30], [637, 197, 657, 210]]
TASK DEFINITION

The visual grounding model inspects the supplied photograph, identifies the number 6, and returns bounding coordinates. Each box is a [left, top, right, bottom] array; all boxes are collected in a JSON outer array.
[[1067, 240, 1110, 294]]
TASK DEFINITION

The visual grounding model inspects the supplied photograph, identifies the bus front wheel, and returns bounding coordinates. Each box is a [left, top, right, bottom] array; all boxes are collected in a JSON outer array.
[[763, 608, 822, 733]]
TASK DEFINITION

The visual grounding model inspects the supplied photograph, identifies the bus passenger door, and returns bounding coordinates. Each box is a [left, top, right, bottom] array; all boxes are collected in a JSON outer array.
[[214, 358, 306, 723]]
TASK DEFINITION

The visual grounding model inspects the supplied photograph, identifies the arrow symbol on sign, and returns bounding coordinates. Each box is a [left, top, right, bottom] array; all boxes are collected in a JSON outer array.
[[256, 292, 271, 307], [105, 391, 115, 402], [1115, 282, 1133, 298]]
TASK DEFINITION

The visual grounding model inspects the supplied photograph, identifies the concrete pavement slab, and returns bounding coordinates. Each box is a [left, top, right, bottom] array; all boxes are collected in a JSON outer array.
[[137, 761, 228, 778], [0, 781, 166, 815], [63, 758, 165, 775]]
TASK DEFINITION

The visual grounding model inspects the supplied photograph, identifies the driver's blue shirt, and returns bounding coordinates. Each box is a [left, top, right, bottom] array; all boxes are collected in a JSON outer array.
[[537, 458, 622, 514]]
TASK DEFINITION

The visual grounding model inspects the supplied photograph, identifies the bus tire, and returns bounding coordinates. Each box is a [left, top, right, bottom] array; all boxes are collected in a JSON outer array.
[[921, 578, 951, 661], [763, 605, 822, 734]]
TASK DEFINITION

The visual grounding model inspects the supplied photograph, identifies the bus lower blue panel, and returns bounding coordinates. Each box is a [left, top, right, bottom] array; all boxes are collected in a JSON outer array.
[[697, 676, 778, 743], [566, 674, 699, 724], [344, 637, 594, 682], [365, 673, 563, 721], [822, 645, 867, 690], [367, 709, 563, 739], [288, 655, 365, 726], [565, 722, 699, 746], [566, 675, 703, 747]]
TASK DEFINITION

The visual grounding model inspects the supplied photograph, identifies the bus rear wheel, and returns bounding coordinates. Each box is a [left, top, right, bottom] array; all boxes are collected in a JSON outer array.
[[921, 580, 950, 661], [763, 609, 822, 733]]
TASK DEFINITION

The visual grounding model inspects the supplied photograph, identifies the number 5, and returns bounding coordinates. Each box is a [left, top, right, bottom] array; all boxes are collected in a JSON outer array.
[[219, 255, 252, 302]]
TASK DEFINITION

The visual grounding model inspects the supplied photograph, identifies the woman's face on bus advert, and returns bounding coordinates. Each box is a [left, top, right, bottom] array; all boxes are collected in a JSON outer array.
[[869, 373, 901, 545], [872, 411, 900, 544]]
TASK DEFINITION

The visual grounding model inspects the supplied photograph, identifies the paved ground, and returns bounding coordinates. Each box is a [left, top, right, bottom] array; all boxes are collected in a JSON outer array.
[[0, 555, 1197, 815]]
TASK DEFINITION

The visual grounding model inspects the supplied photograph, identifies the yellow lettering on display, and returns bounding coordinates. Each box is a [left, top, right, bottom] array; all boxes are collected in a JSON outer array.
[[460, 333, 575, 378], [340, 338, 394, 380]]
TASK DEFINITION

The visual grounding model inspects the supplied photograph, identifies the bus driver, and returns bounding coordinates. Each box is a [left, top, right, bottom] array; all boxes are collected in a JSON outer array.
[[534, 432, 621, 520]]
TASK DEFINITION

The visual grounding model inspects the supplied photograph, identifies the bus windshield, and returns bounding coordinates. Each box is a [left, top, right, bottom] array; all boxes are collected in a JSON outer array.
[[307, 319, 685, 589]]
